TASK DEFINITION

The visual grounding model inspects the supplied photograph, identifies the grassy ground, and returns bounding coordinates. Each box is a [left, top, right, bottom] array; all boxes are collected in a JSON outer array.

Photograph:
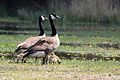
[[0, 31, 120, 80], [0, 31, 120, 58], [0, 59, 120, 80]]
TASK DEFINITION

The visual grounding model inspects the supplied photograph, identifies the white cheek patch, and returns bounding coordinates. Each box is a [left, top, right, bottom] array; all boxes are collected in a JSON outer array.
[[50, 15, 56, 19], [41, 16, 45, 21]]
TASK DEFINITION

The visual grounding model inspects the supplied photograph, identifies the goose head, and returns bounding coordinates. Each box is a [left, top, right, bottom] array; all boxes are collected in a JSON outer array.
[[39, 15, 48, 22]]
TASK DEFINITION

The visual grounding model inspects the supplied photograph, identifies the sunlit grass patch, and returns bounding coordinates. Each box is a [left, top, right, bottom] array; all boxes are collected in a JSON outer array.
[[0, 59, 120, 80]]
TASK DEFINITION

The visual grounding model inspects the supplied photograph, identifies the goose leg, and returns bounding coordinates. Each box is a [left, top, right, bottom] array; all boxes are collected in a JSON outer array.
[[42, 53, 48, 65], [42, 57, 46, 65]]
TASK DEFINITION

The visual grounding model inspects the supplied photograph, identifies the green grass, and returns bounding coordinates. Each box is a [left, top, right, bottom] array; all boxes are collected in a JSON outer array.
[[0, 59, 120, 80], [60, 31, 120, 44], [0, 30, 120, 79], [0, 31, 120, 57], [58, 45, 120, 57], [0, 34, 31, 52]]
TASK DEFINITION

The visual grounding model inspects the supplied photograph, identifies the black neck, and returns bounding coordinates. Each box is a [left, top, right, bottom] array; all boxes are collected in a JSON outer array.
[[49, 16, 57, 36], [39, 20, 44, 36]]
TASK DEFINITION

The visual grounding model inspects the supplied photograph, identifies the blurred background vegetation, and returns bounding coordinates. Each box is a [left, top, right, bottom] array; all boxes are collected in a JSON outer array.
[[0, 0, 120, 31]]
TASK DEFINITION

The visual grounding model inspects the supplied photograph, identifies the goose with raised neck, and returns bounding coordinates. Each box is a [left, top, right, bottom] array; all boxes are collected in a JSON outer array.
[[14, 16, 48, 53]]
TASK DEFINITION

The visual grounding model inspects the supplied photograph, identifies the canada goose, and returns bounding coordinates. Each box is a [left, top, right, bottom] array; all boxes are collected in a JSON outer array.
[[14, 16, 48, 53], [23, 14, 61, 64]]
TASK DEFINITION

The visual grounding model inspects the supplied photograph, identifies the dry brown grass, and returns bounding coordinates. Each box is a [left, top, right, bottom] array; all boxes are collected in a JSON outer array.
[[0, 59, 120, 80]]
